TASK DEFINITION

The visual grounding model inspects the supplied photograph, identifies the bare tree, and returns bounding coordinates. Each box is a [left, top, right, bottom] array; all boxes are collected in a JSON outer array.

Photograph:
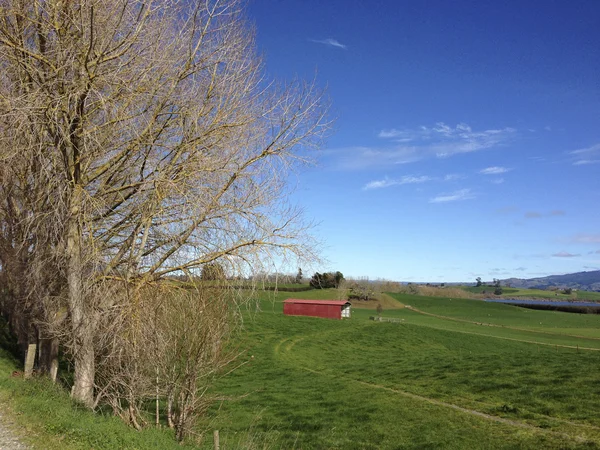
[[0, 0, 327, 410]]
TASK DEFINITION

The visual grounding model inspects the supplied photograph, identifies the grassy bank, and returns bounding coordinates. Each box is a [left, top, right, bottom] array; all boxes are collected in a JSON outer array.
[[0, 346, 204, 449]]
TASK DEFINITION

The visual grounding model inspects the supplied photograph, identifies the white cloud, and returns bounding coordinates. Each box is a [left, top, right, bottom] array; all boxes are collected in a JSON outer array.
[[525, 210, 565, 219], [363, 175, 432, 190], [332, 122, 515, 171], [552, 251, 580, 258], [378, 123, 515, 156], [309, 38, 347, 49], [330, 146, 421, 170], [525, 212, 542, 219], [363, 173, 468, 190], [570, 143, 600, 166], [444, 173, 465, 181], [568, 233, 600, 244], [573, 159, 600, 166], [429, 188, 475, 203], [479, 166, 512, 175]]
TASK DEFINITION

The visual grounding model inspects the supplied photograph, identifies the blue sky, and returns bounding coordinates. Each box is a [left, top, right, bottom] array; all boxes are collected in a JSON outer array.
[[247, 0, 600, 282]]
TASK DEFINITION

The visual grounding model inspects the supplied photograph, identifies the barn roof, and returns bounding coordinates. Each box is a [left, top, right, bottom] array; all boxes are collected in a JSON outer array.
[[283, 299, 351, 306]]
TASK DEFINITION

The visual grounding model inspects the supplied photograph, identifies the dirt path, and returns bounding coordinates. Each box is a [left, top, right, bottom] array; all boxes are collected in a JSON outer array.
[[0, 406, 29, 450]]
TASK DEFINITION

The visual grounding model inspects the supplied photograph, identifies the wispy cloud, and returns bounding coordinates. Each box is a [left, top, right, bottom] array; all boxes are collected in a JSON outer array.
[[567, 233, 600, 244], [363, 173, 467, 190], [514, 267, 527, 271], [479, 166, 512, 175], [490, 178, 504, 184], [573, 159, 600, 166], [331, 146, 421, 170], [332, 122, 515, 170], [570, 143, 600, 166], [444, 173, 465, 181], [525, 212, 542, 219], [378, 123, 515, 158], [525, 210, 565, 219], [363, 175, 432, 190], [552, 251, 580, 258], [309, 38, 347, 49], [429, 188, 475, 203]]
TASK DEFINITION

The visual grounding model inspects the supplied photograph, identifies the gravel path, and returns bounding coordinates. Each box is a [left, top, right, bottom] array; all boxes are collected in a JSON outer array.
[[0, 407, 29, 450]]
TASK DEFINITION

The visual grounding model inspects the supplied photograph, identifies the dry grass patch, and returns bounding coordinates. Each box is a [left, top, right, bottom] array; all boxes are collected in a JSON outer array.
[[349, 293, 405, 310]]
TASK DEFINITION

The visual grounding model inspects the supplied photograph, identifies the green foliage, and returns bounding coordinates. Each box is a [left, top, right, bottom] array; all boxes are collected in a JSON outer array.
[[476, 277, 482, 287], [295, 268, 303, 284], [309, 271, 344, 289], [494, 287, 503, 295], [563, 288, 573, 295]]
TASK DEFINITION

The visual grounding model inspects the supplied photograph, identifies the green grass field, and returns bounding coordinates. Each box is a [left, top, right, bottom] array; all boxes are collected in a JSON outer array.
[[2, 289, 600, 449], [195, 290, 600, 449], [462, 285, 600, 301]]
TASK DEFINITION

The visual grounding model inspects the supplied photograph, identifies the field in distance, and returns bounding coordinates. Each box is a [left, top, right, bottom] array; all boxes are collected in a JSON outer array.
[[206, 289, 600, 449], [461, 285, 600, 301]]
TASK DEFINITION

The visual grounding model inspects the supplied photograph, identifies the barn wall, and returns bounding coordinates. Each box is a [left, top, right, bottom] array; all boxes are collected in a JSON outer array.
[[283, 303, 342, 319]]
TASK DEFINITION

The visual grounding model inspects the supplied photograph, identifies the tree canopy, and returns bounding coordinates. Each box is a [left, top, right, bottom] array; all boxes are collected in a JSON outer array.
[[0, 0, 328, 436], [310, 271, 344, 289]]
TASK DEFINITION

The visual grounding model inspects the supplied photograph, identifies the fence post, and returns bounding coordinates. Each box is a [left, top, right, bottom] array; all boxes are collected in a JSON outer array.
[[24, 343, 37, 379], [213, 429, 220, 450]]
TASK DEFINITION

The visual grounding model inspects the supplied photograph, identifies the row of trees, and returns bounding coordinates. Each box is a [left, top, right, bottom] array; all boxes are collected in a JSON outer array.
[[475, 278, 503, 295], [0, 0, 327, 440], [310, 271, 344, 289]]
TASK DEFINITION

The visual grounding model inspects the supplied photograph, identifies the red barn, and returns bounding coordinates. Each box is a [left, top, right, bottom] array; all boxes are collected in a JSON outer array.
[[283, 299, 351, 320]]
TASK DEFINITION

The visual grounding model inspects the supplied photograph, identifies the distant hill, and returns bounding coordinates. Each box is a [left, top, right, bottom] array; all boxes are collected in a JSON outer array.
[[502, 270, 600, 292]]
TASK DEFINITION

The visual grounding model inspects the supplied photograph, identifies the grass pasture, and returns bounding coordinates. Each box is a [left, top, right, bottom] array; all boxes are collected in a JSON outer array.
[[462, 285, 600, 302], [205, 290, 600, 449], [2, 289, 600, 449]]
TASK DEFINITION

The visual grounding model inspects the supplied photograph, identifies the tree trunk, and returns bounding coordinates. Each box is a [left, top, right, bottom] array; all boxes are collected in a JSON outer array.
[[167, 391, 175, 429], [67, 188, 94, 407], [39, 337, 60, 383]]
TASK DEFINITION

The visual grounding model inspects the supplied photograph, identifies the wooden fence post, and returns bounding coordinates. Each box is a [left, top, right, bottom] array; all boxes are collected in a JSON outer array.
[[213, 429, 220, 450], [24, 343, 37, 379]]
